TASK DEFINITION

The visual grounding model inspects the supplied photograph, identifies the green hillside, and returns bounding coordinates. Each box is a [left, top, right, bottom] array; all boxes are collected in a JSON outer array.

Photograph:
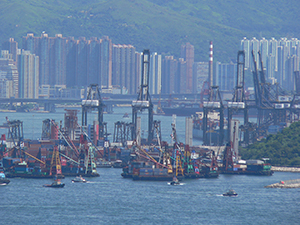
[[0, 0, 299, 62], [240, 122, 300, 167]]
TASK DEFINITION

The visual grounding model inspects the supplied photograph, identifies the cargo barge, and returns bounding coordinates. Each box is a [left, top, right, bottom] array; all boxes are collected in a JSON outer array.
[[4, 159, 65, 179], [221, 143, 273, 176], [132, 168, 176, 181], [121, 145, 219, 181], [221, 160, 274, 176]]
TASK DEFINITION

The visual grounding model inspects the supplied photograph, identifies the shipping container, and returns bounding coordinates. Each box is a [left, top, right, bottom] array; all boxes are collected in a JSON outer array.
[[140, 168, 153, 173], [153, 168, 168, 175], [263, 165, 271, 170], [139, 171, 151, 175]]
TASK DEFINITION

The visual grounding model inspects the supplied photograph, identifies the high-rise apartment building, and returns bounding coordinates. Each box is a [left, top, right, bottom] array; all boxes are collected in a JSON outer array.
[[112, 44, 121, 88], [162, 56, 177, 94], [0, 51, 19, 98], [149, 52, 162, 95], [250, 37, 260, 69], [268, 37, 278, 78], [111, 44, 135, 94], [65, 37, 77, 88], [241, 37, 250, 69], [181, 42, 194, 93], [87, 37, 100, 85], [100, 36, 112, 89], [193, 62, 209, 93], [76, 37, 88, 87], [260, 38, 268, 68], [18, 50, 39, 98], [54, 34, 67, 85], [125, 45, 136, 94], [39, 33, 50, 86], [215, 62, 236, 91], [22, 33, 39, 55], [177, 58, 187, 94]]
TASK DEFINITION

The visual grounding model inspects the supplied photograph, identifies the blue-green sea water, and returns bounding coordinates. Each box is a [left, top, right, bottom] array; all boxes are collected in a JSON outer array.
[[1, 170, 300, 224]]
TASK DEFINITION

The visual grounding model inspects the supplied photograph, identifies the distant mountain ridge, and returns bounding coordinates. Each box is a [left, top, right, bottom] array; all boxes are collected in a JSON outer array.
[[0, 0, 299, 62]]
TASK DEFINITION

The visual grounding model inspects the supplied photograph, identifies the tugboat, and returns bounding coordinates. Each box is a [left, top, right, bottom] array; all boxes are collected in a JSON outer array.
[[72, 175, 87, 183], [43, 179, 65, 188], [223, 189, 238, 197], [0, 171, 10, 186]]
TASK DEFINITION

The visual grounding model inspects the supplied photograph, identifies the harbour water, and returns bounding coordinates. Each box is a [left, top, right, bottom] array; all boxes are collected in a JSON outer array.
[[1, 107, 300, 224], [0, 107, 202, 145], [1, 170, 300, 224]]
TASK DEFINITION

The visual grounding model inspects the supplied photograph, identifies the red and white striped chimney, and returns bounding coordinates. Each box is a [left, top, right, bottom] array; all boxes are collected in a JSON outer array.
[[209, 41, 213, 87]]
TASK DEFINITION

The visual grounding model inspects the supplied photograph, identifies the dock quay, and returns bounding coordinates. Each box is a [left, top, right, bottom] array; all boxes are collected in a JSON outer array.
[[271, 166, 300, 173], [265, 179, 300, 188]]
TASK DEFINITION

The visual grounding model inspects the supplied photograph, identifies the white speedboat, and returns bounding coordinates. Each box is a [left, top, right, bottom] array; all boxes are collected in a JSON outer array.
[[72, 175, 87, 183]]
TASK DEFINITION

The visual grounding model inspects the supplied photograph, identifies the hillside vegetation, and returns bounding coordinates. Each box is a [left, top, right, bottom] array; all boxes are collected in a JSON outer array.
[[240, 122, 300, 167], [0, 0, 299, 62]]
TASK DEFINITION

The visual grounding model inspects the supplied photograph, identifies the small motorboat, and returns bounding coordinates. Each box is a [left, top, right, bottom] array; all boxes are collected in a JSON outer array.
[[123, 113, 129, 118], [223, 189, 238, 197], [112, 160, 123, 168], [44, 180, 65, 188], [0, 172, 10, 186], [170, 177, 180, 186], [72, 175, 87, 183]]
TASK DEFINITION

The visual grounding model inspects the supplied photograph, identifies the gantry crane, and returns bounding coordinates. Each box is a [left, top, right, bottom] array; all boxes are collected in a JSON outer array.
[[290, 71, 300, 121], [203, 86, 224, 145], [251, 50, 293, 138], [82, 84, 106, 140], [228, 51, 250, 145], [132, 49, 154, 144]]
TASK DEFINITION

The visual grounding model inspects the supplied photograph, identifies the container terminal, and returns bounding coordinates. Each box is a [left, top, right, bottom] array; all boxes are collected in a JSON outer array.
[[0, 49, 277, 182]]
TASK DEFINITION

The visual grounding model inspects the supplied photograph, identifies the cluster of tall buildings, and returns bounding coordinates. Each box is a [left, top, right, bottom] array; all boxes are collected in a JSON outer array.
[[213, 37, 300, 93], [1, 34, 299, 99], [240, 37, 300, 91], [0, 33, 210, 99]]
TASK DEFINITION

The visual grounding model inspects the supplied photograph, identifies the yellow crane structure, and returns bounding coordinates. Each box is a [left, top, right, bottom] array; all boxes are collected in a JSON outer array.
[[50, 146, 62, 176]]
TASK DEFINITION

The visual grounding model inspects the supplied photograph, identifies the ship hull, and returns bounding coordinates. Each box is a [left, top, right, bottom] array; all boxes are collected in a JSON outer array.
[[6, 173, 65, 179], [162, 107, 202, 116], [221, 170, 274, 176], [132, 175, 174, 181]]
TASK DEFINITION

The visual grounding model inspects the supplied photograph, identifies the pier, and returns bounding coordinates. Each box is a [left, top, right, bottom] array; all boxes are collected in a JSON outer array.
[[271, 166, 300, 173]]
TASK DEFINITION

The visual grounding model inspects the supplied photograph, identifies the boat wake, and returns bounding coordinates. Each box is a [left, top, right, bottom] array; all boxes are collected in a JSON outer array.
[[167, 182, 185, 186], [216, 194, 238, 197]]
